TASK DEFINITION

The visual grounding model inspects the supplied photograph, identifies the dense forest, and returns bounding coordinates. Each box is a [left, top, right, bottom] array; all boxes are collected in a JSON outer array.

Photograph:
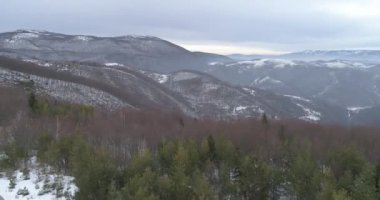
[[1, 87, 380, 200]]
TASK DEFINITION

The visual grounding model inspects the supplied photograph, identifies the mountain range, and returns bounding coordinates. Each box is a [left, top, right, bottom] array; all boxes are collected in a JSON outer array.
[[0, 30, 231, 72], [229, 50, 380, 64], [0, 30, 379, 125]]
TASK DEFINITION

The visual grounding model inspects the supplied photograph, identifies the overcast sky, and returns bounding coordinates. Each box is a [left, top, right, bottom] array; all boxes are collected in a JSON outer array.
[[1, 0, 380, 54]]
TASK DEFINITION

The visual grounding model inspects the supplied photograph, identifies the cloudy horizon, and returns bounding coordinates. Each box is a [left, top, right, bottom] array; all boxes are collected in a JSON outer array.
[[1, 0, 380, 55]]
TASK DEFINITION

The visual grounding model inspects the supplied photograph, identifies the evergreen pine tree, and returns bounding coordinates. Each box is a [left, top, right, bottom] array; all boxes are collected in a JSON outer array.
[[28, 92, 38, 113]]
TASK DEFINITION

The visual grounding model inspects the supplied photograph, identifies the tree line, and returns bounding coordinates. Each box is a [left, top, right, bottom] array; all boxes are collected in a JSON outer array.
[[1, 88, 380, 199]]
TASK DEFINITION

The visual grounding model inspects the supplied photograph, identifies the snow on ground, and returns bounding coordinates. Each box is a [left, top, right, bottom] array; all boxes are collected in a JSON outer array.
[[255, 76, 283, 84], [243, 88, 256, 96], [232, 106, 248, 115], [0, 157, 77, 200], [227, 59, 296, 69], [347, 106, 371, 114], [226, 60, 265, 68], [157, 74, 169, 83], [270, 59, 297, 68], [149, 74, 169, 84], [104, 63, 124, 67], [324, 60, 372, 69], [283, 94, 311, 102], [325, 61, 348, 69], [22, 59, 52, 67], [234, 106, 248, 112], [139, 71, 169, 84], [202, 83, 219, 92], [347, 106, 371, 119], [13, 33, 40, 40], [232, 105, 264, 116], [296, 103, 321, 121], [239, 60, 266, 67], [74, 36, 92, 41], [223, 59, 372, 71], [5, 32, 39, 44], [208, 62, 223, 66], [0, 68, 128, 110]]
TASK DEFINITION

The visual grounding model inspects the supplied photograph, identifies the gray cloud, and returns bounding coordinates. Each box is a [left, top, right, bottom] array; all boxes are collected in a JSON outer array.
[[1, 0, 380, 54]]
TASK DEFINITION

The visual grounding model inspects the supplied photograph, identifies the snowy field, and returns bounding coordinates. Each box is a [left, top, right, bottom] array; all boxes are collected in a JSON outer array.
[[0, 157, 77, 200]]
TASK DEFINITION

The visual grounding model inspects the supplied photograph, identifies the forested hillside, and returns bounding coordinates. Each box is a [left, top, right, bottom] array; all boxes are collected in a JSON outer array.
[[1, 31, 380, 125], [1, 87, 380, 199]]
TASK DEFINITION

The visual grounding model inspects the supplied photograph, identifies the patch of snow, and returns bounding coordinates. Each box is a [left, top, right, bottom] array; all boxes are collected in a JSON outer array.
[[227, 59, 267, 68], [232, 106, 248, 115], [296, 103, 321, 121], [5, 32, 40, 44], [0, 157, 77, 200], [74, 36, 92, 41], [42, 63, 52, 67], [347, 106, 371, 114], [22, 59, 52, 67], [325, 61, 348, 68], [283, 94, 311, 102], [240, 60, 266, 66], [157, 74, 169, 83], [13, 33, 40, 40], [203, 83, 219, 92], [271, 59, 296, 68], [4, 33, 40, 48], [243, 88, 256, 96], [231, 105, 264, 116], [5, 39, 16, 44], [227, 59, 296, 70], [235, 106, 247, 111], [22, 59, 40, 64], [172, 72, 199, 81], [0, 152, 7, 161], [324, 60, 372, 69], [256, 76, 282, 84], [104, 63, 124, 67], [139, 71, 169, 84], [351, 62, 371, 68], [208, 62, 223, 66]]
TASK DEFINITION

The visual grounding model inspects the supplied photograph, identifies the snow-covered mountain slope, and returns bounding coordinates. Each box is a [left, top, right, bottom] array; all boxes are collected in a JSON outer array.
[[226, 59, 297, 69], [348, 106, 380, 126], [0, 57, 195, 115], [206, 59, 380, 109], [144, 70, 348, 123], [0, 56, 348, 123], [214, 58, 375, 70], [0, 67, 128, 110], [0, 30, 232, 72], [163, 71, 269, 119]]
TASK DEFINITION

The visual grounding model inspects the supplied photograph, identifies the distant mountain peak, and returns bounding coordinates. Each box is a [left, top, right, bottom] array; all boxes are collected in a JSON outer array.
[[119, 35, 161, 40], [278, 50, 380, 63], [0, 29, 232, 72], [15, 29, 47, 34], [8, 30, 162, 41]]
